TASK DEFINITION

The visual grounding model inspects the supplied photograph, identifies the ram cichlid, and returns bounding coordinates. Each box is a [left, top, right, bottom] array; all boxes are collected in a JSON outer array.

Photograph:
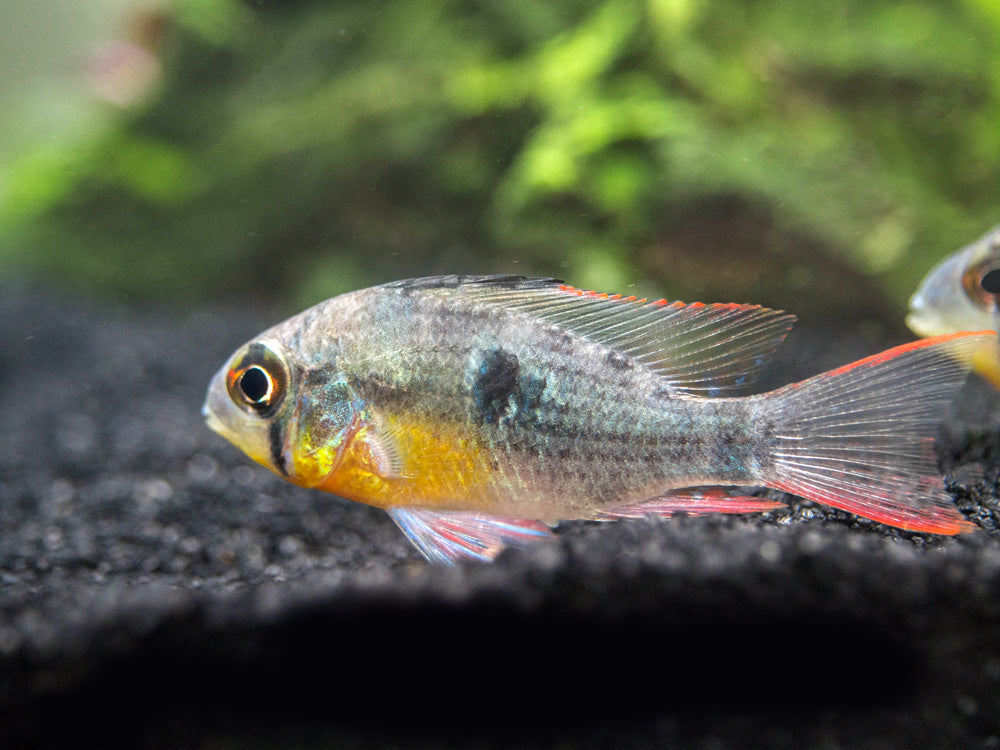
[[908, 226, 1000, 388], [204, 275, 991, 563]]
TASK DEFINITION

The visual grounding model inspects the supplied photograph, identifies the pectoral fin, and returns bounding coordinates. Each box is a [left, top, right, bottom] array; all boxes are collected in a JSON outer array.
[[387, 507, 553, 564]]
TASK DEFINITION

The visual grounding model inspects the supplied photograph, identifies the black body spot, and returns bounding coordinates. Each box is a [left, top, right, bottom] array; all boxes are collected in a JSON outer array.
[[514, 372, 546, 420], [473, 349, 521, 423], [470, 349, 548, 426]]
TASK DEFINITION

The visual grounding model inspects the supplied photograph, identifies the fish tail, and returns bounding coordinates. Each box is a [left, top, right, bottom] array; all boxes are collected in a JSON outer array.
[[761, 331, 994, 534]]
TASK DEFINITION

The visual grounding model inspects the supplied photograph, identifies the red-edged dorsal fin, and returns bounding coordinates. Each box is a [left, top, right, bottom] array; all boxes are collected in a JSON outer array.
[[416, 276, 797, 396]]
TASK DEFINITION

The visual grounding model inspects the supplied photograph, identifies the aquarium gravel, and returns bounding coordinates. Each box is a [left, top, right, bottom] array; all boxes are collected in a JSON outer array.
[[3, 283, 1000, 749]]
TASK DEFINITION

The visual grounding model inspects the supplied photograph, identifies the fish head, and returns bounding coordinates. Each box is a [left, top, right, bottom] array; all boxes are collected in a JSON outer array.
[[203, 337, 362, 488], [907, 226, 1000, 389], [907, 226, 1000, 338]]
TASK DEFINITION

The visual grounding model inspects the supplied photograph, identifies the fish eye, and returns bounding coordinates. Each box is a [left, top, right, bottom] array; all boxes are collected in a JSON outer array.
[[226, 342, 290, 416], [239, 366, 272, 403], [963, 259, 1000, 311], [981, 268, 1000, 295]]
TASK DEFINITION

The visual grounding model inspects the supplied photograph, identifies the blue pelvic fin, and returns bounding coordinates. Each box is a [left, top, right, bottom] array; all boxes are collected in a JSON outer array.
[[596, 487, 785, 519], [387, 507, 554, 564]]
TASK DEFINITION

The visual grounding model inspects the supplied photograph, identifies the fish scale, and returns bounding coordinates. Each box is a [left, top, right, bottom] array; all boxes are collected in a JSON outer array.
[[204, 275, 992, 562], [354, 301, 756, 505]]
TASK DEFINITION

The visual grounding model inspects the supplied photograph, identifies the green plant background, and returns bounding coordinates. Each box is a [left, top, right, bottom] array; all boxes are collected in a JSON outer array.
[[2, 0, 999, 329]]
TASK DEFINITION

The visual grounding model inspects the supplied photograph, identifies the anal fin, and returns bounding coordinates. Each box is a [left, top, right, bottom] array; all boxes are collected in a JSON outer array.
[[596, 487, 785, 520], [387, 507, 554, 564]]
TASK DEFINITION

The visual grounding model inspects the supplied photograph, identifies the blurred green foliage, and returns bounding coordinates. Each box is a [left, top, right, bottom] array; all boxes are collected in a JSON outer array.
[[1, 0, 999, 320]]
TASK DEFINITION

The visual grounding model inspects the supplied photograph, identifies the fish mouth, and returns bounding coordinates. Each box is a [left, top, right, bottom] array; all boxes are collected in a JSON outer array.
[[201, 373, 278, 472], [906, 283, 957, 339], [905, 309, 942, 339], [202, 402, 227, 435], [202, 397, 239, 446], [202, 370, 243, 444], [202, 375, 225, 433]]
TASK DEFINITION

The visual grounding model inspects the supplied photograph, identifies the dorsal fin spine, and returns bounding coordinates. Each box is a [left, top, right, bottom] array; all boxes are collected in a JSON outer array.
[[438, 276, 796, 395]]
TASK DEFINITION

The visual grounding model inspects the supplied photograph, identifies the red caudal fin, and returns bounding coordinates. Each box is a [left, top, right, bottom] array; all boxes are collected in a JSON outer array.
[[762, 332, 995, 534]]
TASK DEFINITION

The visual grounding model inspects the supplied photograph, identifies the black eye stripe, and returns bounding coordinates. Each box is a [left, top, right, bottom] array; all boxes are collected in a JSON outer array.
[[269, 420, 288, 477]]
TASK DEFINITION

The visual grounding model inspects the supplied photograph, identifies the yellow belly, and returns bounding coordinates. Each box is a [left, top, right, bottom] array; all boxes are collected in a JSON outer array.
[[312, 415, 499, 511]]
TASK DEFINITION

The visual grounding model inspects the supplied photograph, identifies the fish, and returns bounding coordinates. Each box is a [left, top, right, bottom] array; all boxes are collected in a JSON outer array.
[[203, 275, 993, 563], [907, 225, 1000, 388]]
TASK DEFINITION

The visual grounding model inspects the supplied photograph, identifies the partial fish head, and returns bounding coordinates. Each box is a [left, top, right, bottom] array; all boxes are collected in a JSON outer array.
[[907, 226, 1000, 337], [907, 226, 1000, 388], [203, 337, 366, 489]]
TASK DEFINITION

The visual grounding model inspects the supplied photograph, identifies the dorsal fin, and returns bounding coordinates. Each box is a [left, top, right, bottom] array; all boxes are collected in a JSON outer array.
[[394, 276, 796, 396]]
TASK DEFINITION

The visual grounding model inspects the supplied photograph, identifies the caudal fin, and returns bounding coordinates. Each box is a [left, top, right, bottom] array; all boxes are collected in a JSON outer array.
[[763, 331, 994, 534]]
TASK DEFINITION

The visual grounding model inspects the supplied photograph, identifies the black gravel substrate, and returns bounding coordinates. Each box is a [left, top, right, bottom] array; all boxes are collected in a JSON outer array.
[[3, 281, 1000, 749]]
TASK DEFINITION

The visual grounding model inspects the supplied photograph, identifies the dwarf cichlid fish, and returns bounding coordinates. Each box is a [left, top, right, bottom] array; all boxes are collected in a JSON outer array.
[[204, 275, 992, 563], [908, 226, 1000, 388]]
